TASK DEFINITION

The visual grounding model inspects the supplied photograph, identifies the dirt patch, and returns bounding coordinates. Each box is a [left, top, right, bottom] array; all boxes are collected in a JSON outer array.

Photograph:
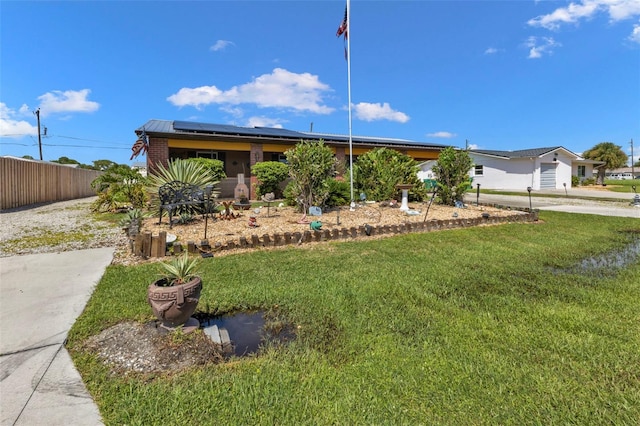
[[120, 201, 517, 262], [82, 321, 224, 376]]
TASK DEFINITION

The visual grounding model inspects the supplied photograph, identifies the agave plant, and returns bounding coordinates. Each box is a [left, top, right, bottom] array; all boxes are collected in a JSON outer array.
[[146, 158, 221, 215], [118, 208, 146, 228], [157, 253, 201, 286]]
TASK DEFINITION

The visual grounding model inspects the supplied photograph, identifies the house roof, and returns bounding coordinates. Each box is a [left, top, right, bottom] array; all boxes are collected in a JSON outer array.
[[137, 119, 449, 151], [469, 146, 581, 159]]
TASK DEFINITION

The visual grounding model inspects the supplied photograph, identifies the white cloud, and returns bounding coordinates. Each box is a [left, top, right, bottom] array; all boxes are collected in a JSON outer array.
[[167, 68, 334, 114], [525, 36, 561, 58], [528, 0, 640, 38], [353, 102, 409, 123], [467, 143, 479, 150], [210, 40, 235, 52], [0, 102, 38, 138], [426, 131, 457, 138], [484, 47, 500, 55], [220, 105, 245, 119], [630, 21, 640, 43], [37, 89, 99, 117], [246, 116, 285, 128], [603, 0, 640, 21], [528, 1, 599, 30]]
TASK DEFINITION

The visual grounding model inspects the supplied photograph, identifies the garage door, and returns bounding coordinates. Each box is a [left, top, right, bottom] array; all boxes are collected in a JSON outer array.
[[540, 163, 556, 189]]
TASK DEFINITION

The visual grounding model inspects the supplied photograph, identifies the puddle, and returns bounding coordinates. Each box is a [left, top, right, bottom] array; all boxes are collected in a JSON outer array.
[[553, 236, 640, 277], [196, 310, 294, 357]]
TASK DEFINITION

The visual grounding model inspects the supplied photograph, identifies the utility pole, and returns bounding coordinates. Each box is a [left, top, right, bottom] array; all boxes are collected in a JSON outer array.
[[34, 108, 43, 160]]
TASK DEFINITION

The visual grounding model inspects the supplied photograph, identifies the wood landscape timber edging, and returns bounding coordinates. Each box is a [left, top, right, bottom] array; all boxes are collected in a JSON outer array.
[[132, 207, 539, 258]]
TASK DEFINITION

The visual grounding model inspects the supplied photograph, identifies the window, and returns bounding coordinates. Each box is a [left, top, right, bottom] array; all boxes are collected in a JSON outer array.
[[577, 165, 586, 178], [474, 165, 484, 176], [196, 151, 218, 160], [277, 154, 288, 164]]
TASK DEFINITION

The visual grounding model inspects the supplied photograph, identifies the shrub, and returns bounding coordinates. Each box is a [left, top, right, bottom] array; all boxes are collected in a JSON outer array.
[[432, 147, 473, 206], [571, 175, 580, 187], [285, 140, 337, 212], [352, 148, 426, 201], [91, 164, 148, 212], [325, 178, 350, 208], [252, 161, 289, 198], [186, 157, 226, 182]]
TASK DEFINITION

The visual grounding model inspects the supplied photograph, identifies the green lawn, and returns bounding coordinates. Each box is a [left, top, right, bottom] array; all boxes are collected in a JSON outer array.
[[68, 211, 640, 425], [603, 179, 640, 193]]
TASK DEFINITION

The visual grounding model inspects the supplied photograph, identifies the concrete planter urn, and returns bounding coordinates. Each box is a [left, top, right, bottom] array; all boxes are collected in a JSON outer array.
[[147, 254, 203, 332]]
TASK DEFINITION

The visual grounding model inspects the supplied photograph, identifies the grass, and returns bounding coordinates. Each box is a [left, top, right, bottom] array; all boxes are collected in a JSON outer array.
[[67, 211, 640, 425], [603, 179, 640, 193]]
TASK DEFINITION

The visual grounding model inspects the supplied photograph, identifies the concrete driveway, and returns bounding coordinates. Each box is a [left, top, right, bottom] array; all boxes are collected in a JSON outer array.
[[0, 248, 113, 426]]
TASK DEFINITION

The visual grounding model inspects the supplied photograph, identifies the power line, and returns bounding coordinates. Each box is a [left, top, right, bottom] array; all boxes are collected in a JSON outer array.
[[41, 143, 129, 150], [53, 134, 133, 146]]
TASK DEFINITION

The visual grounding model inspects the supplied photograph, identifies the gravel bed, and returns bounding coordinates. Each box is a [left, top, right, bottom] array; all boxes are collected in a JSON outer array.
[[0, 197, 126, 258]]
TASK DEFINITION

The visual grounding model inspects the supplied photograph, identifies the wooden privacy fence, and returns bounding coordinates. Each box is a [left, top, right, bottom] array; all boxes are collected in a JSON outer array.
[[0, 157, 102, 210]]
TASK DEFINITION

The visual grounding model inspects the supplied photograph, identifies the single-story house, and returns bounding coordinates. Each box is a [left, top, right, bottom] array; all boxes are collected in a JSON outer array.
[[136, 119, 448, 198], [467, 147, 603, 190]]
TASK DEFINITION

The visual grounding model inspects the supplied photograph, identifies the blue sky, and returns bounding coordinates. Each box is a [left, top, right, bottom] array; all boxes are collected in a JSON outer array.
[[1, 0, 639, 166]]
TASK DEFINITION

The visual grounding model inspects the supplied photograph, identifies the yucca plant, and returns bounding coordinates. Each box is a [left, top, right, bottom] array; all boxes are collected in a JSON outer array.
[[146, 158, 221, 217], [157, 253, 201, 286]]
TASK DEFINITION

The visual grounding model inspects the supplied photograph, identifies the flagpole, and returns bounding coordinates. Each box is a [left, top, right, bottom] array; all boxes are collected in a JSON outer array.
[[347, 0, 355, 210]]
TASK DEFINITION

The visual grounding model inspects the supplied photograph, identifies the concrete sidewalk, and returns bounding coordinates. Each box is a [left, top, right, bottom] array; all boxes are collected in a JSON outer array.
[[1, 248, 114, 426]]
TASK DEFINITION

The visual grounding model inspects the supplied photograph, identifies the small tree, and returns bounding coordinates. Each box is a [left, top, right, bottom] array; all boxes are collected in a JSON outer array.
[[352, 148, 426, 201], [583, 142, 627, 184], [252, 161, 289, 197], [432, 147, 473, 206], [285, 140, 337, 212]]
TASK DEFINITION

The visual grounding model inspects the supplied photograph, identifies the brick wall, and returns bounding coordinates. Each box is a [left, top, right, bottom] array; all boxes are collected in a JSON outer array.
[[147, 137, 169, 175]]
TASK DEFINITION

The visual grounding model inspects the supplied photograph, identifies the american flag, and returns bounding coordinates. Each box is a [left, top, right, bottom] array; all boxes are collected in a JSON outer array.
[[336, 5, 347, 39], [130, 129, 148, 160]]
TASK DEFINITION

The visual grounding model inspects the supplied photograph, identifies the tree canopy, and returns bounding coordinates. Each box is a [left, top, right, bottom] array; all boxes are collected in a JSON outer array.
[[582, 142, 627, 184]]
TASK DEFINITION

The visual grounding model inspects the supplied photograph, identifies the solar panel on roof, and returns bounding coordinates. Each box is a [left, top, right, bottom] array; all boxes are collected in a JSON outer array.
[[173, 121, 307, 139]]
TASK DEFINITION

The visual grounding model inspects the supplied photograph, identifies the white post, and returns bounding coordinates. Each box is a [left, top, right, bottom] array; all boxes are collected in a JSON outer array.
[[347, 0, 355, 210]]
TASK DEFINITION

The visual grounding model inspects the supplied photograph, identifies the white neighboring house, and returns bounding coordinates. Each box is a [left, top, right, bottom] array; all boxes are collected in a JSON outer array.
[[417, 160, 437, 181], [131, 162, 148, 177], [467, 147, 604, 190]]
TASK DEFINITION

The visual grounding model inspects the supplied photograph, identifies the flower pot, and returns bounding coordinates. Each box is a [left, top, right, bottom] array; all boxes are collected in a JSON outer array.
[[147, 276, 202, 332], [233, 202, 252, 211]]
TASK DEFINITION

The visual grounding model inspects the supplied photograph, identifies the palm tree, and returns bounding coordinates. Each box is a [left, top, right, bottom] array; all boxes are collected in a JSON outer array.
[[582, 142, 627, 184]]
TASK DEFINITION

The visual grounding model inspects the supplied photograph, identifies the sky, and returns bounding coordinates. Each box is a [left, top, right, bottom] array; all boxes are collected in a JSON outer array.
[[1, 0, 639, 167]]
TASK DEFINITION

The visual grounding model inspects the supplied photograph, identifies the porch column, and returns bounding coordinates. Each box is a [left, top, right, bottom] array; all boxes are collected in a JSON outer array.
[[334, 147, 346, 177]]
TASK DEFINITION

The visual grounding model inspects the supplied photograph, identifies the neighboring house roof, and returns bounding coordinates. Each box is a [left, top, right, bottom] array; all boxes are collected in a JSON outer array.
[[137, 119, 449, 151], [606, 167, 638, 173], [469, 146, 579, 159]]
